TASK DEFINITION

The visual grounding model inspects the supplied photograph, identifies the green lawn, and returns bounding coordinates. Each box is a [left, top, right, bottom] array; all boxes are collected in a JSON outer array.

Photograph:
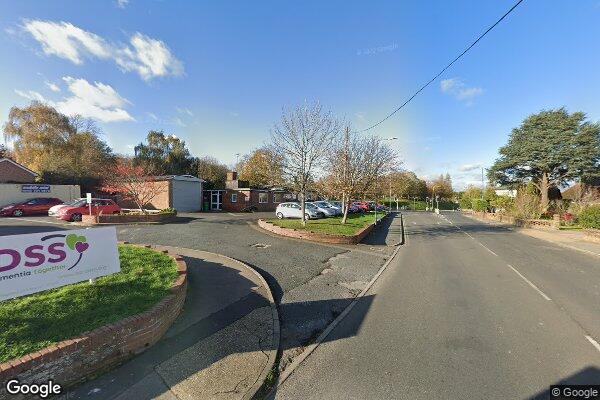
[[267, 212, 386, 236], [0, 245, 178, 363]]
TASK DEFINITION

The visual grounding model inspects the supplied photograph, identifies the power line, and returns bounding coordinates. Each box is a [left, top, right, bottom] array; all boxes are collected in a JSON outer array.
[[356, 0, 524, 133]]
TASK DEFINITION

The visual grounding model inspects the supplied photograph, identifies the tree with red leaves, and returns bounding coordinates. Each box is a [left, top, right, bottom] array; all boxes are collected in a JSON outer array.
[[101, 159, 164, 214]]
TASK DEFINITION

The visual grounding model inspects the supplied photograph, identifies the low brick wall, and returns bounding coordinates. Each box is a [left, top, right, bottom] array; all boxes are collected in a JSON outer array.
[[0, 245, 187, 397], [462, 210, 560, 230], [584, 228, 600, 243], [258, 214, 389, 244], [82, 213, 175, 225]]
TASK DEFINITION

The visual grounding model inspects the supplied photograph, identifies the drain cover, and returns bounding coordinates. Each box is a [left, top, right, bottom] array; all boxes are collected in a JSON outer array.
[[250, 243, 271, 249]]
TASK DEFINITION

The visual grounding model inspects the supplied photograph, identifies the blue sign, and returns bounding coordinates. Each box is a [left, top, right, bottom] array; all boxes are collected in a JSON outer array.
[[21, 184, 51, 193]]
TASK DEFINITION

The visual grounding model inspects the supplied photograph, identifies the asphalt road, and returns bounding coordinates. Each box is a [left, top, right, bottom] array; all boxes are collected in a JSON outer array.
[[273, 211, 600, 400]]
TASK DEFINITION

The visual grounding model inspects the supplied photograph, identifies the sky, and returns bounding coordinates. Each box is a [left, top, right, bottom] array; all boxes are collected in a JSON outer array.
[[1, 0, 600, 189]]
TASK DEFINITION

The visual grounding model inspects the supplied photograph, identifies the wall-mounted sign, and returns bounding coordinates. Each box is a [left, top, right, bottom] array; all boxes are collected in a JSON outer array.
[[21, 184, 51, 193], [0, 227, 121, 301]]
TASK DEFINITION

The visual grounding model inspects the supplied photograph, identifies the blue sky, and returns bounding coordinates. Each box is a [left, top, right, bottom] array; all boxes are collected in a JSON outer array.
[[1, 0, 600, 189]]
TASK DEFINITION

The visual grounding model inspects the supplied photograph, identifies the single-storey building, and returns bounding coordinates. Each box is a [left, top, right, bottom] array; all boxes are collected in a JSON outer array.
[[115, 175, 204, 212], [0, 158, 38, 183], [205, 172, 311, 212]]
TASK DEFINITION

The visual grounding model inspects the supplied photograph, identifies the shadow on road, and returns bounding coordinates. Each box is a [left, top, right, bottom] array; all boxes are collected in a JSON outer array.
[[361, 212, 403, 246], [527, 367, 600, 399], [65, 251, 376, 400]]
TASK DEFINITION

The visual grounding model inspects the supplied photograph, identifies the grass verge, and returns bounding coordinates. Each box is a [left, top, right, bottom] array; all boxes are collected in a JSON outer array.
[[266, 212, 386, 236], [0, 245, 178, 363]]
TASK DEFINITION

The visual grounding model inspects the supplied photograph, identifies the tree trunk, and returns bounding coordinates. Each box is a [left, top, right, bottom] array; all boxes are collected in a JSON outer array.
[[341, 192, 349, 224], [300, 190, 306, 226], [540, 172, 549, 213]]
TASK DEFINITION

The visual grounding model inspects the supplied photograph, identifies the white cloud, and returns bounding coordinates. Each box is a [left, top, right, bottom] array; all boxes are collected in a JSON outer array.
[[22, 20, 183, 81], [172, 117, 186, 127], [15, 77, 134, 123], [22, 20, 110, 65], [146, 112, 159, 121], [45, 81, 61, 92], [14, 89, 46, 102], [114, 33, 184, 81], [116, 0, 129, 8], [440, 78, 483, 103], [458, 163, 483, 172], [176, 107, 194, 117]]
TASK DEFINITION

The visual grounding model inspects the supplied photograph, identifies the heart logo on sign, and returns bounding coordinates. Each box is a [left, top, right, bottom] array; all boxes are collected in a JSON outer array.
[[66, 234, 87, 250], [75, 242, 89, 253]]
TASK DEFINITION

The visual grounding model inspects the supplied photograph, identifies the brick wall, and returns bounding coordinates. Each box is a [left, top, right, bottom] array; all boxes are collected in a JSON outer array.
[[0, 160, 36, 183], [0, 247, 187, 398], [116, 181, 171, 210], [222, 189, 288, 212]]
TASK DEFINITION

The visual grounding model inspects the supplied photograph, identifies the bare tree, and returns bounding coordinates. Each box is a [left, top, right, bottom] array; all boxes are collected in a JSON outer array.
[[327, 127, 399, 224], [270, 102, 340, 226]]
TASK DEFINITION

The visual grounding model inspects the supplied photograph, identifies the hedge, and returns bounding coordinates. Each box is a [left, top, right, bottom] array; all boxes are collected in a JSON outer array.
[[578, 205, 600, 229]]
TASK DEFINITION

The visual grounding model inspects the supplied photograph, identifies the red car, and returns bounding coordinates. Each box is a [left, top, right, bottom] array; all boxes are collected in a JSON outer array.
[[351, 201, 370, 212], [57, 198, 121, 222], [0, 197, 63, 217]]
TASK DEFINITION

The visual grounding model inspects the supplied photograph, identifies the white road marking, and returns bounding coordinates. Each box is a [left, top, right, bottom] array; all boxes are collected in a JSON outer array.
[[227, 213, 240, 216], [4, 217, 65, 225], [585, 335, 600, 353], [507, 264, 552, 301]]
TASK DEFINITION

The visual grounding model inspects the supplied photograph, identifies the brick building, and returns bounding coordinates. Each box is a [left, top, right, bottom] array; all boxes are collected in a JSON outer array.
[[205, 171, 309, 212], [115, 175, 204, 212], [0, 158, 38, 183]]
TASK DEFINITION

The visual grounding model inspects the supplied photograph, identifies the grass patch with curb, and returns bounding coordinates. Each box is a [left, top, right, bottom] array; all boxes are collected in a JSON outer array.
[[0, 245, 178, 363], [266, 212, 386, 236]]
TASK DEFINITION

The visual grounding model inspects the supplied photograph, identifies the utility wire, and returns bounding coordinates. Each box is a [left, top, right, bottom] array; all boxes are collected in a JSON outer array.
[[356, 0, 524, 133]]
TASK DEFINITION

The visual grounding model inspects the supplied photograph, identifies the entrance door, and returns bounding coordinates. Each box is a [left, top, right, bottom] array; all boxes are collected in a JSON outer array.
[[211, 191, 222, 210]]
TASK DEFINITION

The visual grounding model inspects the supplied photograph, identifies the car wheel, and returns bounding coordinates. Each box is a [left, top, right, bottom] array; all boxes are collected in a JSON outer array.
[[71, 213, 82, 222], [276, 212, 284, 219], [305, 213, 311, 220], [12, 209, 23, 217]]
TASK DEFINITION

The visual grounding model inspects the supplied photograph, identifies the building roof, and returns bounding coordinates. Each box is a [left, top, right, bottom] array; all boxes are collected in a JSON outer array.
[[153, 174, 205, 183], [0, 158, 38, 177]]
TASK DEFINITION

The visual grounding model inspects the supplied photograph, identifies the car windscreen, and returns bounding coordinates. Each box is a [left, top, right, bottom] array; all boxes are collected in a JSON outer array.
[[305, 203, 317, 209]]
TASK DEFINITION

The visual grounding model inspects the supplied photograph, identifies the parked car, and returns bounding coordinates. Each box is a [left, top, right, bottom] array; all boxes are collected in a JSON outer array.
[[351, 201, 370, 212], [310, 201, 341, 217], [275, 202, 324, 220], [48, 198, 84, 216], [329, 201, 360, 214], [57, 198, 121, 222], [0, 197, 64, 217]]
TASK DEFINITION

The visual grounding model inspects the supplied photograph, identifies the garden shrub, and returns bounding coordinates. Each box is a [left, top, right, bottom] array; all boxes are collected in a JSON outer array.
[[578, 205, 600, 229], [471, 199, 488, 212]]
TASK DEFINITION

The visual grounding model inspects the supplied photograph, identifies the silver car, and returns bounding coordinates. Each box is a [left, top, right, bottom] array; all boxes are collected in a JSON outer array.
[[310, 201, 341, 217], [275, 202, 324, 219]]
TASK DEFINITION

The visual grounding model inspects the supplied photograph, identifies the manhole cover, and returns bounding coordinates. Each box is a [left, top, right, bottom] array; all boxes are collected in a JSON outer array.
[[250, 243, 271, 249]]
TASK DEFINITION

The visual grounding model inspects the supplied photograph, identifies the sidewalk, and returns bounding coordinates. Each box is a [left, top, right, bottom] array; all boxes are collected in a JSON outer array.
[[518, 228, 600, 258], [65, 246, 278, 400]]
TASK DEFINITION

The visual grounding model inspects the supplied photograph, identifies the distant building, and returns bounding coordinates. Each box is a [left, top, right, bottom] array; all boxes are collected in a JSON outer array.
[[205, 171, 306, 212], [494, 188, 517, 198], [0, 158, 38, 183]]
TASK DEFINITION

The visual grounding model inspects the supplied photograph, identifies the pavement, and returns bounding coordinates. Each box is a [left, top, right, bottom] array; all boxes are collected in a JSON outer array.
[[461, 210, 600, 258], [59, 246, 278, 400], [271, 211, 600, 400]]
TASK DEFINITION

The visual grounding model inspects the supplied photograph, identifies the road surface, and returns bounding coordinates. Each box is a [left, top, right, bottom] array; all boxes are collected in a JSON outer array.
[[272, 211, 600, 400]]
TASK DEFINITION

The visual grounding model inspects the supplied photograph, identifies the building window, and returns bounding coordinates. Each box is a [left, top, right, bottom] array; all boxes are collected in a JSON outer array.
[[273, 193, 282, 203], [259, 192, 268, 203], [231, 193, 237, 203]]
